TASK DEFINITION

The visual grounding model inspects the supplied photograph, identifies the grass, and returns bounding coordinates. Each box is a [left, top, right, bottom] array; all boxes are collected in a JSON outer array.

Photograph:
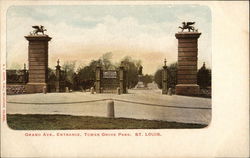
[[7, 114, 207, 130]]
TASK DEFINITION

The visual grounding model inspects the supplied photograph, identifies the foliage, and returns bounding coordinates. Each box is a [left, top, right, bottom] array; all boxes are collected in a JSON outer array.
[[47, 68, 56, 82], [154, 69, 162, 89], [100, 52, 116, 70], [75, 54, 143, 90], [77, 65, 95, 81], [76, 60, 101, 90], [141, 74, 153, 87], [120, 56, 142, 88], [61, 61, 76, 89], [154, 62, 211, 90], [58, 53, 144, 90], [154, 62, 177, 89], [167, 62, 178, 88], [47, 68, 57, 92], [75, 53, 118, 90], [6, 69, 28, 84], [197, 64, 211, 89]]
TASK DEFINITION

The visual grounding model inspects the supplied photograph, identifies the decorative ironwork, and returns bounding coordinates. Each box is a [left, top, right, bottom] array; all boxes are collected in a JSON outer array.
[[103, 71, 117, 79], [7, 69, 28, 84]]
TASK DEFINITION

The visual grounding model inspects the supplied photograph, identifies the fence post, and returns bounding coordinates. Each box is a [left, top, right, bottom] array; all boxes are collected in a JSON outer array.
[[43, 86, 47, 94], [91, 87, 94, 94], [117, 87, 121, 95], [107, 100, 115, 118], [65, 87, 69, 93], [168, 88, 172, 96]]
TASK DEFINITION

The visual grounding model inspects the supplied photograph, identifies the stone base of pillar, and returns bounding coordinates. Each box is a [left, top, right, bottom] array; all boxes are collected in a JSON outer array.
[[95, 81, 101, 93], [175, 84, 199, 96], [25, 83, 47, 93], [162, 89, 168, 94]]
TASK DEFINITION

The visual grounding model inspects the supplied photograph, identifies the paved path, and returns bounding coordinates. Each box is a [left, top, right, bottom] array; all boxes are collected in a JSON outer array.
[[7, 89, 211, 124]]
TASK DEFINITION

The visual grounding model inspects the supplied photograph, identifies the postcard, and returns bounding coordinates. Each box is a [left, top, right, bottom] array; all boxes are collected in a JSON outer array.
[[0, 1, 249, 157]]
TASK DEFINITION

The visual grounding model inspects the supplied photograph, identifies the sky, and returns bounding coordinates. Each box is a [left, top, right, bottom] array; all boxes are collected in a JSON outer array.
[[7, 5, 211, 75]]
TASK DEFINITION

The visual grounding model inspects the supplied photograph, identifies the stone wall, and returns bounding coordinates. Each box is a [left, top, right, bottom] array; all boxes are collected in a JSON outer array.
[[7, 84, 26, 95]]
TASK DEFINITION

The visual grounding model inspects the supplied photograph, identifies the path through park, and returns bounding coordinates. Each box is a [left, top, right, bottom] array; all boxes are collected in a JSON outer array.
[[7, 89, 211, 125]]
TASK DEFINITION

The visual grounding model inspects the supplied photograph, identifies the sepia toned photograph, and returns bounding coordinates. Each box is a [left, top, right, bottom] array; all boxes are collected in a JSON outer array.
[[5, 4, 212, 130]]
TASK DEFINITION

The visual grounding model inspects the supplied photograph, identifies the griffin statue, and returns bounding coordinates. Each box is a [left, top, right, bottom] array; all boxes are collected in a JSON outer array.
[[30, 25, 47, 35], [179, 22, 198, 32]]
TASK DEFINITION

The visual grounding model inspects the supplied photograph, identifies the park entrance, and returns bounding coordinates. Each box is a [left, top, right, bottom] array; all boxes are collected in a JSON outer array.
[[95, 63, 127, 94], [102, 70, 119, 93]]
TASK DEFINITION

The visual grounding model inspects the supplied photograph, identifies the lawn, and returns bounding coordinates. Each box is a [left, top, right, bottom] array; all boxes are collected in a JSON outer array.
[[7, 114, 207, 130]]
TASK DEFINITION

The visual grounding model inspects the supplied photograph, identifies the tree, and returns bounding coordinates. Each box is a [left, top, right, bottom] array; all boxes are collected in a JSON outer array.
[[197, 63, 211, 89], [101, 52, 115, 70], [120, 56, 142, 88], [154, 69, 162, 89], [47, 68, 56, 82], [75, 53, 116, 91], [47, 68, 56, 92], [154, 62, 177, 89], [167, 62, 177, 88], [61, 61, 76, 90], [76, 60, 100, 90], [77, 59, 102, 80], [141, 74, 153, 87]]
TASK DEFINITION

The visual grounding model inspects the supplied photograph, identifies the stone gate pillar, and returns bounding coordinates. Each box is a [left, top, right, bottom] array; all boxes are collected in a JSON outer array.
[[175, 32, 201, 96], [55, 59, 61, 92], [119, 62, 127, 94], [119, 63, 124, 94], [22, 63, 28, 84], [25, 35, 52, 93], [162, 58, 168, 94], [95, 63, 102, 93], [124, 68, 127, 93]]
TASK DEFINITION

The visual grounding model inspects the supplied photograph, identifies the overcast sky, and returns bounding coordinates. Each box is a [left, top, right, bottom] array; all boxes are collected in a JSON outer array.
[[7, 5, 211, 74]]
